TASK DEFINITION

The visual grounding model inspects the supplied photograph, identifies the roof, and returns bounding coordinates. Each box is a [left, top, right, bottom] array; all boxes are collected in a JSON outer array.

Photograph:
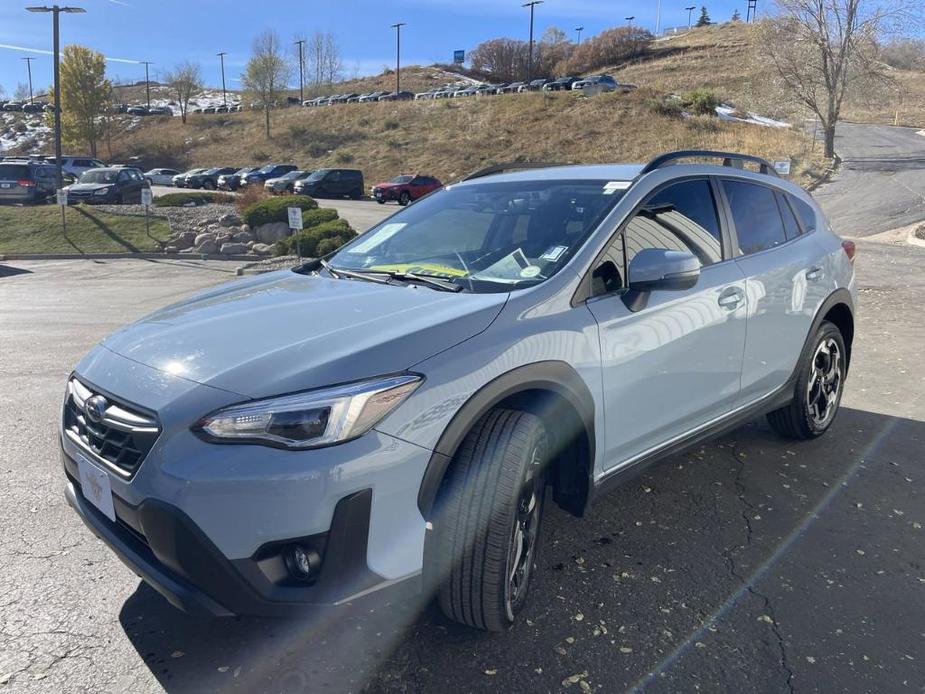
[[457, 163, 644, 185]]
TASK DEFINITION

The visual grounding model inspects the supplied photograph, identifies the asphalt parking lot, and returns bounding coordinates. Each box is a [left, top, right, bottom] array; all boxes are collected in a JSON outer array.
[[1, 229, 923, 693]]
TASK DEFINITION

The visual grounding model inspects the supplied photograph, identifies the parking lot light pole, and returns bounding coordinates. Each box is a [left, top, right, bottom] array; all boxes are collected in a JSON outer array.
[[685, 5, 696, 29], [625, 16, 635, 28], [390, 23, 406, 94], [523, 1, 543, 83], [26, 5, 86, 190], [217, 52, 228, 107], [575, 25, 584, 45], [22, 57, 36, 104], [141, 60, 153, 110], [294, 40, 305, 103]]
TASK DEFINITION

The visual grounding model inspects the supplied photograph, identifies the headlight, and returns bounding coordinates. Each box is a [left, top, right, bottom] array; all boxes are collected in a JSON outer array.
[[94, 187, 112, 196], [195, 374, 422, 449]]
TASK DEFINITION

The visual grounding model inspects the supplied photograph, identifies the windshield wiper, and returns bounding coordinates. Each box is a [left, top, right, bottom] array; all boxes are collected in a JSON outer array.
[[385, 271, 463, 292], [319, 260, 391, 285]]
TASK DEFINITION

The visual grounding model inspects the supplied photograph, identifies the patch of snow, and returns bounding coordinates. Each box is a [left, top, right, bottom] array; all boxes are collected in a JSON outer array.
[[917, 129, 925, 138], [715, 104, 791, 128], [0, 112, 52, 154]]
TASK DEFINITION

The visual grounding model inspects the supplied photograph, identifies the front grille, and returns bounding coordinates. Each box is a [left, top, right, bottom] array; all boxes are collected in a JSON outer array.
[[63, 377, 160, 477]]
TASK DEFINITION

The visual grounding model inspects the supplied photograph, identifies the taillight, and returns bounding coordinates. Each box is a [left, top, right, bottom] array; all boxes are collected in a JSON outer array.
[[841, 240, 856, 264], [17, 179, 36, 187]]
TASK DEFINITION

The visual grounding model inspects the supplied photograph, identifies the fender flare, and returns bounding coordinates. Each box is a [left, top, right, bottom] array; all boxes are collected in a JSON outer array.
[[416, 360, 596, 517], [803, 287, 855, 371]]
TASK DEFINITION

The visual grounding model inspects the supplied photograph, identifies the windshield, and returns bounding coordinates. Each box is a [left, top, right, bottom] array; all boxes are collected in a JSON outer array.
[[306, 170, 329, 182], [258, 164, 280, 174], [280, 170, 305, 180], [329, 179, 625, 293], [79, 170, 119, 184], [389, 175, 413, 184]]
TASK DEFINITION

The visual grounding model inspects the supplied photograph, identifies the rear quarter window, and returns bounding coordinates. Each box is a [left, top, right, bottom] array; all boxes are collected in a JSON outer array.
[[789, 195, 818, 234], [722, 180, 787, 256]]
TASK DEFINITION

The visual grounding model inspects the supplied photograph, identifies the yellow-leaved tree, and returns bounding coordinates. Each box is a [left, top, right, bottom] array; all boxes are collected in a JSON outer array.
[[57, 45, 112, 157]]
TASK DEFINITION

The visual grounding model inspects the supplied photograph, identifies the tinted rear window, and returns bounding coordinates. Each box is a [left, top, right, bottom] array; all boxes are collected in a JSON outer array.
[[723, 180, 787, 256], [0, 164, 29, 179]]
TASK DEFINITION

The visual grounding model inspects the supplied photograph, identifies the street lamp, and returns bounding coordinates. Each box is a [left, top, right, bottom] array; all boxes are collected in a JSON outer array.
[[294, 40, 305, 103], [141, 61, 153, 110], [625, 16, 635, 28], [523, 1, 543, 83], [26, 5, 86, 190], [391, 22, 406, 94], [217, 52, 228, 107], [575, 26, 584, 45], [21, 57, 36, 105], [685, 5, 696, 29]]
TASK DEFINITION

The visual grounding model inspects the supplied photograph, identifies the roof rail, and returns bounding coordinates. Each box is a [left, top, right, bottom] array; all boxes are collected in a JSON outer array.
[[462, 161, 571, 182], [640, 150, 779, 177]]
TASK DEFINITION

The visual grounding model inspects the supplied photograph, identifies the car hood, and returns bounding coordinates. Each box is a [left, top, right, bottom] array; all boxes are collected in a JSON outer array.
[[100, 269, 507, 399], [68, 183, 111, 192], [374, 182, 404, 190]]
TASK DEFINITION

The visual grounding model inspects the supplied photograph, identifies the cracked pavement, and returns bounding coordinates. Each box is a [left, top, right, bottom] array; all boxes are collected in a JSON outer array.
[[2, 174, 925, 691]]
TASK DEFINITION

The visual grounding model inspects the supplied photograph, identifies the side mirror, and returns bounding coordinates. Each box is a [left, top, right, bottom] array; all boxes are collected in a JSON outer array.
[[628, 248, 701, 292]]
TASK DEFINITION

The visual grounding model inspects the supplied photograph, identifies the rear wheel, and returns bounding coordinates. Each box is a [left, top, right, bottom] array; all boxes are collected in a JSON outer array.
[[350, 188, 362, 200], [433, 409, 548, 631], [203, 180, 216, 191], [767, 321, 846, 439]]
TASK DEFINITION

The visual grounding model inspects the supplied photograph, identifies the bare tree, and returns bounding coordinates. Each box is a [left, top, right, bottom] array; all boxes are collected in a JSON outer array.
[[242, 29, 291, 138], [14, 82, 31, 101], [164, 62, 203, 124], [307, 31, 342, 86], [759, 0, 921, 158]]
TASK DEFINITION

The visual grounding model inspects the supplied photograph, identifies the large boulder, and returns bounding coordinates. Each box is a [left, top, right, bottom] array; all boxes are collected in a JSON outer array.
[[194, 232, 216, 247], [195, 238, 219, 254], [232, 229, 255, 243], [173, 232, 196, 251], [215, 233, 234, 246], [251, 243, 274, 255], [255, 222, 291, 244], [218, 212, 242, 227], [220, 242, 248, 255]]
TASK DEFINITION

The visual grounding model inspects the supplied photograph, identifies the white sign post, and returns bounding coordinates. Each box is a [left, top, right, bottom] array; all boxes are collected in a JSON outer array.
[[141, 188, 153, 238], [287, 207, 304, 259], [773, 159, 792, 177], [56, 188, 68, 236]]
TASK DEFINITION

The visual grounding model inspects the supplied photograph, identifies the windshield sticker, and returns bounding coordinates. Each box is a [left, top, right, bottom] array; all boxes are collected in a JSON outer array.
[[603, 181, 631, 195], [347, 223, 406, 254], [471, 249, 531, 283], [520, 266, 542, 279], [540, 245, 568, 262]]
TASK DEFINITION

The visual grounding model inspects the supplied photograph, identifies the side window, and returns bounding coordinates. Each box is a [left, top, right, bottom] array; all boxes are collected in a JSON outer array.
[[626, 179, 724, 268], [788, 195, 817, 234], [722, 180, 787, 256], [776, 192, 801, 240]]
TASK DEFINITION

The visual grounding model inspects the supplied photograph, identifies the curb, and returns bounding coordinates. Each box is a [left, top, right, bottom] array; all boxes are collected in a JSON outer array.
[[0, 252, 264, 262]]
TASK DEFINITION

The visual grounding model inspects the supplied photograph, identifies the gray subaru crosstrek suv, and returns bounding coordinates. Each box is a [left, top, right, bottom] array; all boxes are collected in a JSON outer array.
[[61, 151, 856, 631]]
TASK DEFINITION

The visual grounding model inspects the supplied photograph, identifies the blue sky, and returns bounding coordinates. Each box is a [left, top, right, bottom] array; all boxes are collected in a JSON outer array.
[[1, 0, 752, 96]]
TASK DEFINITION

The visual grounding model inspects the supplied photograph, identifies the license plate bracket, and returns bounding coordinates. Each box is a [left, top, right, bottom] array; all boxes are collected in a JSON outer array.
[[76, 453, 116, 522]]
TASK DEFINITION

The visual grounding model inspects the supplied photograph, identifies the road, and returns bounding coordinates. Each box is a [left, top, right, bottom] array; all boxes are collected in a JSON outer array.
[[813, 123, 925, 237], [1, 237, 924, 693]]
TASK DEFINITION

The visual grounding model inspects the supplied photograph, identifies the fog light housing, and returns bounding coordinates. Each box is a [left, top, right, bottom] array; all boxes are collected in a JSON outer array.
[[284, 545, 321, 581]]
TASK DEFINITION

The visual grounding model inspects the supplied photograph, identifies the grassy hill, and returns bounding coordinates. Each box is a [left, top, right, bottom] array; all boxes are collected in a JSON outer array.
[[65, 23, 925, 189]]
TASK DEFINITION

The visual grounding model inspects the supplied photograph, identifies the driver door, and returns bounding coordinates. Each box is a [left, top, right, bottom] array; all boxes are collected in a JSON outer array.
[[585, 178, 748, 471]]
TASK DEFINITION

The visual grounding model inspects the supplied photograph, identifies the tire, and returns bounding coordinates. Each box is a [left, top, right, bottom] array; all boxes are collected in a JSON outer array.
[[376, 198, 386, 205], [145, 178, 153, 187], [399, 191, 411, 206], [433, 409, 549, 631], [767, 321, 846, 440], [203, 180, 215, 191], [350, 188, 362, 200]]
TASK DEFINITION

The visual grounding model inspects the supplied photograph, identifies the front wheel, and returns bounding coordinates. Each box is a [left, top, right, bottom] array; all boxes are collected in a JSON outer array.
[[433, 409, 548, 631], [203, 180, 216, 191], [399, 191, 411, 206], [767, 321, 846, 439]]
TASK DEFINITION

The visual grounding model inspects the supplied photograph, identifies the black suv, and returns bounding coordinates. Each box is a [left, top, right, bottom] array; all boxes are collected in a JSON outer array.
[[293, 168, 364, 199], [65, 167, 148, 204], [242, 164, 298, 187], [185, 167, 238, 190], [0, 159, 57, 205]]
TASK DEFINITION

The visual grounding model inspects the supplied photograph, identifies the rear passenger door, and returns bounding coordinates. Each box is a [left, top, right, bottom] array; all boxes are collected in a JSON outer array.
[[720, 178, 828, 405], [586, 178, 748, 471]]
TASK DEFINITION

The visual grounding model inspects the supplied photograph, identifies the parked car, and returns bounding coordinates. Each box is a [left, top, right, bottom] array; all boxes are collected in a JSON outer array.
[[126, 106, 149, 116], [185, 166, 239, 190], [371, 174, 442, 205], [64, 166, 148, 204], [218, 166, 259, 191], [59, 156, 107, 178], [59, 150, 856, 634], [0, 159, 57, 205], [543, 76, 579, 91], [292, 168, 364, 199], [414, 90, 436, 100], [572, 74, 633, 93], [500, 82, 525, 94], [149, 106, 172, 116], [378, 91, 415, 102], [2, 101, 24, 112], [242, 163, 298, 187], [172, 168, 207, 188], [265, 170, 314, 195], [143, 168, 180, 186], [22, 102, 46, 113], [524, 78, 551, 91]]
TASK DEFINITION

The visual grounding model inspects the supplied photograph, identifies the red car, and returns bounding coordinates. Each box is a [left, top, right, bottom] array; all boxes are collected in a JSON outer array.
[[371, 174, 443, 205]]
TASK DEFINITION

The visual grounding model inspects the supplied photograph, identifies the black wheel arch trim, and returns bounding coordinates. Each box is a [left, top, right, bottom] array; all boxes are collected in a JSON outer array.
[[416, 360, 596, 518]]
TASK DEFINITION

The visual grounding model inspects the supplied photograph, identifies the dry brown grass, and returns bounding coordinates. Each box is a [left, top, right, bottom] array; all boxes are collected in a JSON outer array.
[[234, 184, 270, 214]]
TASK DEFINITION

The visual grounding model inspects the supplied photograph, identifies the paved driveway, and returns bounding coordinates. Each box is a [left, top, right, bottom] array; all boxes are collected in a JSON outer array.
[[1, 237, 923, 693]]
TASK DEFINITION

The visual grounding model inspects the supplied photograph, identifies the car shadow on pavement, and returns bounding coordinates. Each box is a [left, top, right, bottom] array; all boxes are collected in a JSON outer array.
[[0, 264, 33, 278], [118, 407, 925, 694]]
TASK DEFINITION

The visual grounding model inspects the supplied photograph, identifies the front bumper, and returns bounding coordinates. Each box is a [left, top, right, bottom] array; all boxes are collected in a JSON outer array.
[[63, 449, 420, 617]]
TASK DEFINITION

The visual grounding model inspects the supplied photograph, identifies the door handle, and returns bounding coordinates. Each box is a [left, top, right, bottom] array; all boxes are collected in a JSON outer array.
[[806, 266, 825, 282], [718, 289, 743, 310]]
